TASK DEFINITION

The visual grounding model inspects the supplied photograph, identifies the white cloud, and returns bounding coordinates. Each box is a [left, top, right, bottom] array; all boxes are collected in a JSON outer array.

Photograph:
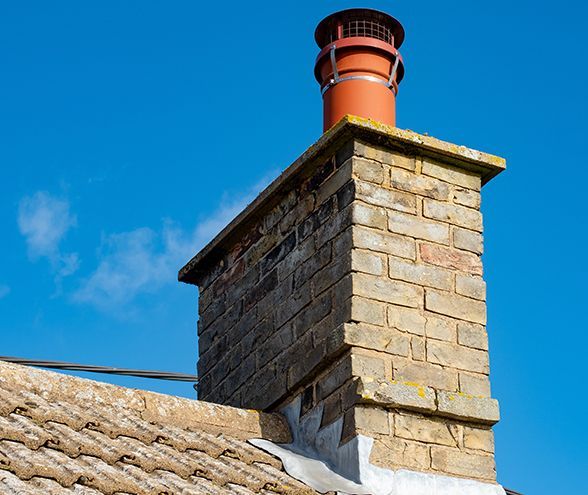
[[73, 226, 177, 308], [73, 173, 276, 310], [17, 192, 79, 282], [0, 285, 10, 299]]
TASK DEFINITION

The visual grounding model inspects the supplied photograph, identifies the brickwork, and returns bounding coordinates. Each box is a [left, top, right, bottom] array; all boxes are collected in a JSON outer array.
[[195, 150, 356, 409], [182, 119, 505, 483]]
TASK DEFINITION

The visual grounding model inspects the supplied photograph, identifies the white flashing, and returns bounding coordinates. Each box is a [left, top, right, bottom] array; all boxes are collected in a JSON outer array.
[[249, 396, 506, 495]]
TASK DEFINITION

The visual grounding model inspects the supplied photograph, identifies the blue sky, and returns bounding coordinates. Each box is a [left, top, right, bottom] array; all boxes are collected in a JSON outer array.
[[1, 1, 586, 493]]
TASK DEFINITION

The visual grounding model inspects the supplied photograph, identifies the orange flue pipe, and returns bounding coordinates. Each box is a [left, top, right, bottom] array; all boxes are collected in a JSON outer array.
[[314, 9, 406, 132]]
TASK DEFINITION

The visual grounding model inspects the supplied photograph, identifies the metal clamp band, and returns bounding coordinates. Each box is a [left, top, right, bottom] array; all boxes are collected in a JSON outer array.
[[388, 53, 400, 87], [323, 44, 400, 96], [330, 44, 340, 83], [321, 75, 398, 96]]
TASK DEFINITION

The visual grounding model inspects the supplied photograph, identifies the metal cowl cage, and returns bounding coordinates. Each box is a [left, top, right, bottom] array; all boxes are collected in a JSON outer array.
[[315, 8, 405, 50], [314, 9, 406, 131]]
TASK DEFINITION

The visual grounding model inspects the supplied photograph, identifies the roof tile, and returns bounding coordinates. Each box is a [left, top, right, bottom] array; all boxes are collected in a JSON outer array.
[[0, 413, 53, 450], [0, 361, 314, 494]]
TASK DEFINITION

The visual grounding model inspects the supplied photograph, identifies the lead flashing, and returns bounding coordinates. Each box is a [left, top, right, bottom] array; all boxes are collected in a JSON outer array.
[[250, 395, 507, 495]]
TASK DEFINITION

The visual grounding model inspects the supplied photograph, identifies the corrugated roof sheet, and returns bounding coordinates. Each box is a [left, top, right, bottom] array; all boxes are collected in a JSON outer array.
[[0, 361, 318, 495]]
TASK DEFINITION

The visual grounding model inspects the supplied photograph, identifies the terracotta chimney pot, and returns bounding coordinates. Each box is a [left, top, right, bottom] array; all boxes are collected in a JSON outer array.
[[314, 8, 406, 131]]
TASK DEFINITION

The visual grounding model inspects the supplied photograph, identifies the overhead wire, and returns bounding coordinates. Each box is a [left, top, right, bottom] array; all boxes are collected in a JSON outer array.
[[0, 356, 198, 383]]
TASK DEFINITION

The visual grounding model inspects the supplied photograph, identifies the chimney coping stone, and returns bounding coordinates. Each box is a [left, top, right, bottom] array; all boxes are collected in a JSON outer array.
[[179, 115, 505, 285]]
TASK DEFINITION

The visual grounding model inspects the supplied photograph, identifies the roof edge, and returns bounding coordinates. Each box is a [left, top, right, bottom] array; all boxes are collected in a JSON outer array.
[[0, 360, 291, 443]]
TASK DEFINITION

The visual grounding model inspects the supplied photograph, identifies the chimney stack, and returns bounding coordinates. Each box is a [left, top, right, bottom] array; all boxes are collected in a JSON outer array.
[[314, 9, 405, 131], [180, 8, 508, 493]]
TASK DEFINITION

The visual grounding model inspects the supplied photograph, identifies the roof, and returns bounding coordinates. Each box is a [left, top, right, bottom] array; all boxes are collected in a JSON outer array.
[[0, 360, 319, 495], [178, 115, 506, 284]]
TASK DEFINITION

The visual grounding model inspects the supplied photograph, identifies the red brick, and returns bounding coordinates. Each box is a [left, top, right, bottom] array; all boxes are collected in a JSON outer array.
[[420, 243, 482, 276]]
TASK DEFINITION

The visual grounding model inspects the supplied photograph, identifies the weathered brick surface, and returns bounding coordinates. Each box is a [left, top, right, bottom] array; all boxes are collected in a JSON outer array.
[[456, 274, 486, 300], [425, 315, 456, 342], [393, 359, 459, 392], [457, 322, 489, 350], [350, 352, 388, 380], [423, 199, 483, 232], [357, 378, 436, 413], [315, 355, 353, 402], [411, 336, 426, 361], [427, 340, 489, 374], [350, 296, 386, 326], [352, 202, 387, 230], [389, 255, 452, 290], [453, 227, 484, 254], [425, 289, 487, 325], [388, 305, 426, 335], [459, 372, 492, 397], [388, 210, 450, 244], [422, 159, 481, 190], [195, 152, 356, 409], [371, 436, 431, 472], [453, 187, 481, 208], [356, 180, 416, 214], [353, 386, 499, 482], [353, 226, 416, 259], [354, 272, 423, 307], [341, 322, 410, 357], [464, 427, 495, 452], [351, 156, 385, 184], [354, 140, 415, 171], [420, 243, 483, 276], [390, 167, 451, 201], [395, 413, 457, 447], [431, 446, 495, 480], [316, 160, 353, 206], [354, 405, 391, 435], [190, 136, 502, 482], [437, 391, 500, 424], [351, 249, 385, 276]]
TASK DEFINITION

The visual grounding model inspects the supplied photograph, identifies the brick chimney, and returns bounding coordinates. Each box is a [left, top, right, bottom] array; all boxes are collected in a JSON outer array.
[[180, 8, 506, 488]]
